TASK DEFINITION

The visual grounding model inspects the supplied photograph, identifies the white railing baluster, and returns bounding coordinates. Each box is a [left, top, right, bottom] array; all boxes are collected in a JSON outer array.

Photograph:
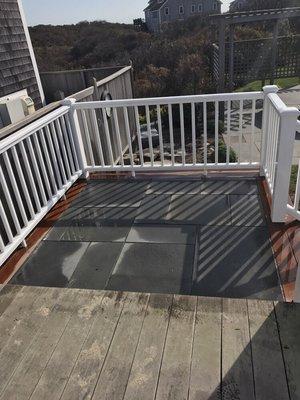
[[157, 105, 164, 167], [0, 200, 14, 244], [90, 109, 105, 167], [145, 105, 154, 166], [0, 164, 22, 234], [123, 107, 134, 167], [3, 152, 28, 227], [226, 100, 231, 165], [102, 108, 114, 166], [50, 121, 67, 185], [203, 101, 208, 166], [134, 106, 144, 166], [26, 135, 48, 205], [238, 100, 243, 164], [112, 108, 124, 167], [250, 100, 255, 164], [168, 104, 175, 166], [33, 131, 56, 196], [11, 147, 35, 219], [215, 101, 219, 164], [19, 142, 42, 213], [180, 103, 186, 166], [293, 160, 300, 212], [44, 125, 63, 190], [0, 233, 5, 253], [64, 114, 80, 171], [191, 102, 196, 165], [56, 117, 72, 179], [60, 115, 75, 174], [80, 110, 95, 168]]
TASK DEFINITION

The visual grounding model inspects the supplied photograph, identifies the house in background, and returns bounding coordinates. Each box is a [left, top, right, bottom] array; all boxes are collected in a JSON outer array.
[[229, 0, 247, 12], [0, 0, 45, 128], [144, 0, 222, 33]]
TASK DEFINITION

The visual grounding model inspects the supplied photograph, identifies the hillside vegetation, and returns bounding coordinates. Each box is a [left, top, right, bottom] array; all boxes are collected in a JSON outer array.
[[29, 0, 299, 97]]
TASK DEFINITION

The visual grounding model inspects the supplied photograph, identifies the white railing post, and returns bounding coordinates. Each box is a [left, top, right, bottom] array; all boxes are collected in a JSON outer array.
[[260, 85, 279, 176], [271, 106, 300, 222], [62, 98, 89, 179]]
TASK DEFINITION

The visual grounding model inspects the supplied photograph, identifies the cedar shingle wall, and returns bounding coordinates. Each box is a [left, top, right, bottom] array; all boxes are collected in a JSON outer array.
[[0, 0, 42, 108]]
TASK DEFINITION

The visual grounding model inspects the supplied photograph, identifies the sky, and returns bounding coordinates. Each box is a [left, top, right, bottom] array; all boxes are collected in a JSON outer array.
[[22, 0, 231, 26]]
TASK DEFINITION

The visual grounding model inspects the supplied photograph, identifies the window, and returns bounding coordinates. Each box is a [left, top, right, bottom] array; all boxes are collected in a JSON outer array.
[[213, 2, 218, 11], [237, 2, 242, 9], [151, 10, 158, 18], [179, 5, 184, 14], [191, 4, 196, 13], [165, 7, 169, 15], [198, 3, 203, 12]]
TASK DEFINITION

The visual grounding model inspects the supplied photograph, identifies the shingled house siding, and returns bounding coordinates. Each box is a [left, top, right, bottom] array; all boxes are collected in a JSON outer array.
[[0, 0, 42, 108]]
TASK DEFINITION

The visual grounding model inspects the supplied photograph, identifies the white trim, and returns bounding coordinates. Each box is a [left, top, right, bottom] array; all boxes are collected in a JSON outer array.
[[17, 0, 45, 106]]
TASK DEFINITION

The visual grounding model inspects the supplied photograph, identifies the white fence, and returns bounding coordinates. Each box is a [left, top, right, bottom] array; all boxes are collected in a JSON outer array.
[[0, 86, 299, 267], [71, 91, 264, 172], [0, 106, 82, 266]]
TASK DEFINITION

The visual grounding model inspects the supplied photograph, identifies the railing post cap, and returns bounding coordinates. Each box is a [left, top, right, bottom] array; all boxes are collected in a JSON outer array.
[[263, 85, 279, 94], [280, 106, 300, 118], [61, 98, 76, 106]]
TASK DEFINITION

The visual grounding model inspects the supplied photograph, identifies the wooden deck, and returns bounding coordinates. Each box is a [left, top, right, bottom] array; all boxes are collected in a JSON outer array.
[[0, 285, 299, 400]]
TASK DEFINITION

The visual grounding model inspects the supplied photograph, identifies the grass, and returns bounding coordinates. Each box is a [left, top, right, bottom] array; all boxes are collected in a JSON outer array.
[[236, 76, 300, 92]]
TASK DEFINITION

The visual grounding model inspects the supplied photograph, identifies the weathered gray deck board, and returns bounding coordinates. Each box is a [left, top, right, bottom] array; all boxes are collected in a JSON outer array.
[[222, 298, 255, 400], [248, 300, 290, 400], [0, 288, 84, 400], [189, 297, 222, 400], [60, 291, 126, 400], [0, 287, 58, 393], [0, 285, 299, 400], [155, 295, 197, 400], [123, 293, 173, 400], [275, 302, 300, 400], [91, 292, 149, 400], [29, 289, 103, 400]]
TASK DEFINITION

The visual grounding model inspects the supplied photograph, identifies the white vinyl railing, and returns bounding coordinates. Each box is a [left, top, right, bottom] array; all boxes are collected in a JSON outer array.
[[260, 86, 300, 222], [0, 87, 299, 268], [0, 106, 82, 266], [70, 92, 264, 172]]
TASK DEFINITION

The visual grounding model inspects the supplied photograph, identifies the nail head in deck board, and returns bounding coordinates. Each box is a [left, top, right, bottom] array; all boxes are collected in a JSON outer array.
[[248, 300, 290, 400], [60, 291, 126, 400], [275, 302, 300, 400], [123, 293, 173, 400], [29, 289, 104, 400], [0, 288, 85, 400], [155, 295, 197, 400], [0, 287, 59, 393], [189, 297, 222, 400], [91, 292, 149, 400], [222, 298, 255, 400]]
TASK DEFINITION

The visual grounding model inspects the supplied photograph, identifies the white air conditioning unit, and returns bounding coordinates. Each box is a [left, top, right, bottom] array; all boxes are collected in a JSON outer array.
[[0, 98, 26, 128], [0, 90, 36, 129]]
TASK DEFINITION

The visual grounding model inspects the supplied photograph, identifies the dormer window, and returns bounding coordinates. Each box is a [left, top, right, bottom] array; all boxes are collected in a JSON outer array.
[[165, 7, 169, 15], [213, 2, 218, 10], [179, 5, 184, 14], [191, 4, 196, 13], [198, 3, 203, 12]]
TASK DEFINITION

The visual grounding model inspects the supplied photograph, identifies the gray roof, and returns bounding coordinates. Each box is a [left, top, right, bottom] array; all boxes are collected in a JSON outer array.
[[144, 0, 167, 12]]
